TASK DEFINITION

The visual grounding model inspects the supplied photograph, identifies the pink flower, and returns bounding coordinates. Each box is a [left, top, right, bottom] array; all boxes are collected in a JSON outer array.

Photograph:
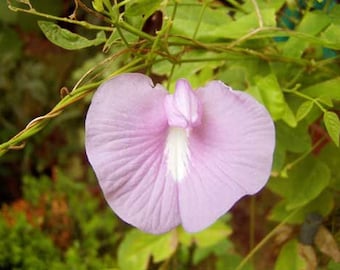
[[85, 73, 275, 234]]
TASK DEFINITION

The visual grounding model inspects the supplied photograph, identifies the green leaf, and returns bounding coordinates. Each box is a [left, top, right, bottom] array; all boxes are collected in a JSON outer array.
[[178, 220, 231, 248], [318, 144, 340, 191], [323, 111, 340, 146], [125, 0, 163, 18], [282, 102, 297, 127], [209, 9, 276, 40], [255, 73, 286, 120], [269, 190, 334, 224], [38, 21, 106, 50], [296, 100, 314, 121], [275, 121, 311, 153], [321, 23, 340, 45], [317, 96, 333, 107], [167, 4, 232, 41], [92, 0, 104, 12], [301, 77, 340, 100], [193, 238, 231, 265], [118, 229, 177, 270], [268, 157, 330, 210], [274, 240, 306, 270], [241, 0, 286, 11], [282, 11, 331, 58], [272, 142, 286, 173]]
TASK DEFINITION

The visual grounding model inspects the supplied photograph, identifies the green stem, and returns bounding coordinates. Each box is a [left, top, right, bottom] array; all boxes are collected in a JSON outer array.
[[235, 209, 299, 270], [118, 20, 155, 41], [0, 58, 147, 157], [250, 0, 263, 27], [192, 1, 207, 40], [285, 89, 326, 113], [279, 137, 326, 176]]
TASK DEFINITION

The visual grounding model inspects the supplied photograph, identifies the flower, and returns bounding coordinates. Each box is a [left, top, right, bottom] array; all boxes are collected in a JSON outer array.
[[85, 73, 275, 234]]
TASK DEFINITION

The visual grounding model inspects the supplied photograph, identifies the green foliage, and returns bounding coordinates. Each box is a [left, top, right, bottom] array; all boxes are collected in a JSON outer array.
[[252, 73, 286, 121], [323, 111, 340, 146], [118, 229, 177, 270], [38, 21, 106, 50], [0, 170, 118, 269], [274, 239, 306, 270], [0, 214, 61, 269], [3, 0, 340, 269]]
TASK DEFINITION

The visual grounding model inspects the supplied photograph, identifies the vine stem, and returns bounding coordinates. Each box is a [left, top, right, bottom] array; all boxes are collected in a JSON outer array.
[[0, 58, 147, 157], [235, 208, 299, 270], [250, 0, 263, 28]]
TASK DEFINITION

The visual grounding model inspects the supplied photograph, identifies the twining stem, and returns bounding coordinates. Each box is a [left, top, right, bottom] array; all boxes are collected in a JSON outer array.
[[0, 83, 98, 157], [0, 58, 147, 157]]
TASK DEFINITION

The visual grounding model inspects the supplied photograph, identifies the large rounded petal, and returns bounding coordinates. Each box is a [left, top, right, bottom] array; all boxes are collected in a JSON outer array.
[[179, 81, 275, 232], [85, 73, 180, 234]]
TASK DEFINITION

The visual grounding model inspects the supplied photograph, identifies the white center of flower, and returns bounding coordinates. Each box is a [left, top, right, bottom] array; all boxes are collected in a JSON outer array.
[[163, 79, 202, 182], [164, 127, 190, 182]]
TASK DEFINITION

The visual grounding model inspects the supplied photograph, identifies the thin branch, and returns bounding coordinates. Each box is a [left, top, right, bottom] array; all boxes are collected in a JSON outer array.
[[235, 209, 300, 270], [250, 0, 263, 28]]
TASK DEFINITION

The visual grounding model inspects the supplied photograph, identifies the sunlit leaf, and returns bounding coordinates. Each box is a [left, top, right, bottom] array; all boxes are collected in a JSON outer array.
[[317, 96, 333, 107], [92, 0, 104, 12], [282, 102, 297, 127], [125, 0, 163, 18], [209, 9, 276, 40], [301, 77, 340, 100], [38, 21, 106, 50], [296, 101, 314, 122], [321, 24, 340, 45], [118, 229, 177, 270], [282, 11, 331, 58], [255, 73, 286, 120], [167, 4, 232, 41], [274, 240, 306, 270], [323, 111, 340, 146], [272, 142, 286, 173], [178, 220, 231, 248]]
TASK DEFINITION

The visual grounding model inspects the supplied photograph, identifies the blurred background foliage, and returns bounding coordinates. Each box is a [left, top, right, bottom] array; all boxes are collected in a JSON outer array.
[[1, 0, 340, 269]]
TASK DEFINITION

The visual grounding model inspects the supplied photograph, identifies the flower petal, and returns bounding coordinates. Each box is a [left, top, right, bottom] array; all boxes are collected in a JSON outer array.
[[85, 73, 180, 234], [164, 79, 202, 128], [178, 81, 275, 232]]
